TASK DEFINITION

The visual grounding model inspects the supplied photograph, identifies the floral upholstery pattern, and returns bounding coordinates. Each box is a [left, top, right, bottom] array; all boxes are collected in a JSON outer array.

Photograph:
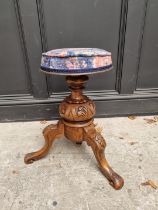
[[41, 48, 112, 75]]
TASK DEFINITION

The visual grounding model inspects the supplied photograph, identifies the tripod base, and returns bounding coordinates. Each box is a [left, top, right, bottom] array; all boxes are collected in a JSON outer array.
[[24, 75, 124, 190]]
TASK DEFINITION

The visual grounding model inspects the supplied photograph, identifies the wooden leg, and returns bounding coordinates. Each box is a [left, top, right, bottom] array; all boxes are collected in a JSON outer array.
[[84, 124, 124, 190], [24, 120, 64, 164]]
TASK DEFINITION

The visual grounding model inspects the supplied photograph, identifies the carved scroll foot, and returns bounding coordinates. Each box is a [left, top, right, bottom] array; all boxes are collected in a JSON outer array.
[[84, 124, 124, 190], [24, 120, 64, 164]]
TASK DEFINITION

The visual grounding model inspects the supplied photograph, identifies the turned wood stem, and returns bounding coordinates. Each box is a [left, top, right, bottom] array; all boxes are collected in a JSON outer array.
[[66, 75, 89, 103]]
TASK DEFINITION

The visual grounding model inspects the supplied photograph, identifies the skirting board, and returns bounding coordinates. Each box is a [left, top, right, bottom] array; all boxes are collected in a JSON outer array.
[[0, 97, 158, 122]]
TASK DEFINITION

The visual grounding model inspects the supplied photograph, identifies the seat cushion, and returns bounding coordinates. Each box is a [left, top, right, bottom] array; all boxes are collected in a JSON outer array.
[[41, 48, 112, 75]]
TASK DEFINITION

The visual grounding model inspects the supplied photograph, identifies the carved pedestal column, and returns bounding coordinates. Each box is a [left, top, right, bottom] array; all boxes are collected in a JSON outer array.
[[24, 75, 124, 190]]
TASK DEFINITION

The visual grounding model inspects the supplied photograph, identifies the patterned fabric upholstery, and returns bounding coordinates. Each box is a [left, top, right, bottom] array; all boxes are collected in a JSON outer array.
[[41, 48, 112, 75]]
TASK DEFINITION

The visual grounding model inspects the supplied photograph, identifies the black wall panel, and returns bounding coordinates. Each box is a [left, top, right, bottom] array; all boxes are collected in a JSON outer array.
[[137, 0, 158, 89], [0, 0, 31, 95]]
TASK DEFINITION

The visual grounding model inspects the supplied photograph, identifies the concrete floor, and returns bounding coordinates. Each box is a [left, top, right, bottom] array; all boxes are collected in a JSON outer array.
[[0, 116, 158, 210]]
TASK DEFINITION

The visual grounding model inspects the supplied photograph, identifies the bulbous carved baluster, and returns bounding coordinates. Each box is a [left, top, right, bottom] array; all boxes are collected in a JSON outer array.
[[24, 121, 64, 164], [84, 124, 124, 190]]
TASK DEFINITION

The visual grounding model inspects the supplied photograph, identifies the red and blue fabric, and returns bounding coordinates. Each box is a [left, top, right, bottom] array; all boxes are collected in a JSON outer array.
[[41, 48, 113, 75]]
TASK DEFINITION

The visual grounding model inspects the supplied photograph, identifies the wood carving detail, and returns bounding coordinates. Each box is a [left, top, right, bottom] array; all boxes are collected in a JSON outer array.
[[76, 106, 87, 117], [95, 132, 106, 149], [59, 100, 95, 122]]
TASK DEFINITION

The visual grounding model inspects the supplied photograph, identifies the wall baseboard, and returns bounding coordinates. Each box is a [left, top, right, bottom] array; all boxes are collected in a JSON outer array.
[[0, 95, 158, 122]]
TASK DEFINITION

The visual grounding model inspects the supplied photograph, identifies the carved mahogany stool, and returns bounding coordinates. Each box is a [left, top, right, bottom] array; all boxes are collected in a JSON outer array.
[[24, 48, 124, 190]]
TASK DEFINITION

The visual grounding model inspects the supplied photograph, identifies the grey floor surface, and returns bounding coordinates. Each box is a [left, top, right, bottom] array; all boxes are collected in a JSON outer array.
[[0, 116, 158, 210]]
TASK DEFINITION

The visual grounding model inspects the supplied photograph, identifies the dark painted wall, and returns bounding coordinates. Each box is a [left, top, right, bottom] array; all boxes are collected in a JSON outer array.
[[0, 0, 158, 121]]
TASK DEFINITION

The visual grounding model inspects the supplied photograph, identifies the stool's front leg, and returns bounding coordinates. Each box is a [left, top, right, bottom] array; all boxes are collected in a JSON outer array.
[[84, 124, 124, 190], [24, 120, 64, 164]]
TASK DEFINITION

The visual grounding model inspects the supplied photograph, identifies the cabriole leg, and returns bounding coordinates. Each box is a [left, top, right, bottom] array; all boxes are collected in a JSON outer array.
[[24, 120, 64, 164], [84, 124, 124, 190]]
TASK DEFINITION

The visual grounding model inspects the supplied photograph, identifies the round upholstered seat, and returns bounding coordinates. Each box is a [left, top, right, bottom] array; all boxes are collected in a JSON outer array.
[[41, 48, 113, 75]]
